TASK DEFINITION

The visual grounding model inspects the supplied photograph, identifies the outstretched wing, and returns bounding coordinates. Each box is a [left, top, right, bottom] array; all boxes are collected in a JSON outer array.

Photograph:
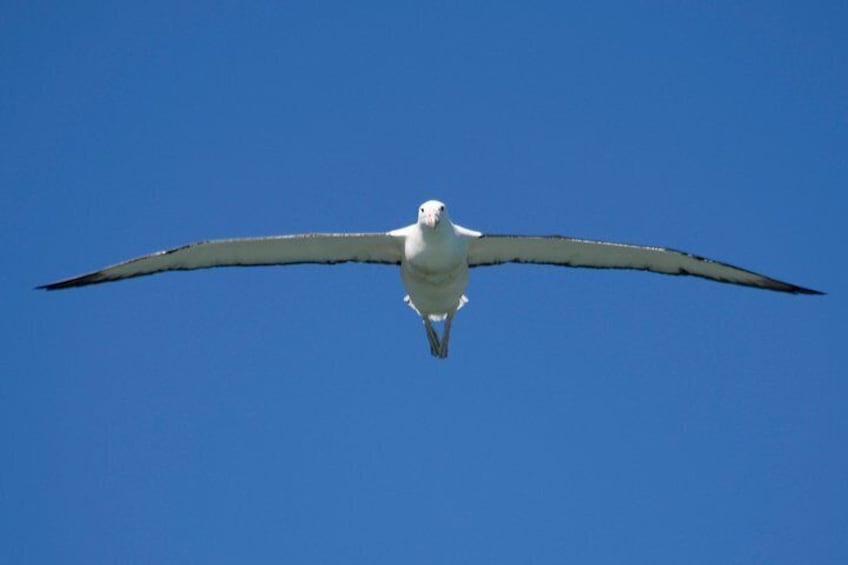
[[39, 233, 403, 290], [467, 234, 822, 295]]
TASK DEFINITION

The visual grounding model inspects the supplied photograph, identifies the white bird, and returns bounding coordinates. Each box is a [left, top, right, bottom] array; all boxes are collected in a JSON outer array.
[[39, 200, 822, 358]]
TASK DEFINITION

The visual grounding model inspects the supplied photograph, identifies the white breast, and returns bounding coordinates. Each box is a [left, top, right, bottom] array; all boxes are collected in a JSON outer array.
[[400, 224, 471, 317]]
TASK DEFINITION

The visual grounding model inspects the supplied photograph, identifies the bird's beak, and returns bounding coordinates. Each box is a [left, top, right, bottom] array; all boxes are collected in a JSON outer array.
[[423, 214, 440, 229]]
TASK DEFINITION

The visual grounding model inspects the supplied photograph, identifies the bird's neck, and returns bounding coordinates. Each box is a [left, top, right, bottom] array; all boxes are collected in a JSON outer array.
[[419, 222, 454, 241]]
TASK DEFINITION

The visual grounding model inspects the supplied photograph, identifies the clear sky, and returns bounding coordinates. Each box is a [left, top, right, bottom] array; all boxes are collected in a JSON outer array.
[[2, 2, 846, 563]]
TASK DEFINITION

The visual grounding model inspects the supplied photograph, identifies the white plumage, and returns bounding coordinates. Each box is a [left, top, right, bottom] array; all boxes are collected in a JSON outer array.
[[40, 200, 822, 358]]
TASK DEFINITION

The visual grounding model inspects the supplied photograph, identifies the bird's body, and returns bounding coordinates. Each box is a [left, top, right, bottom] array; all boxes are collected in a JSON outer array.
[[394, 209, 477, 319], [390, 205, 481, 356], [400, 242, 469, 320], [39, 200, 823, 358]]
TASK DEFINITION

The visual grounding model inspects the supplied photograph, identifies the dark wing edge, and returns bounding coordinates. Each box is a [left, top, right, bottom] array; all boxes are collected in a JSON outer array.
[[467, 234, 824, 296], [38, 233, 403, 291]]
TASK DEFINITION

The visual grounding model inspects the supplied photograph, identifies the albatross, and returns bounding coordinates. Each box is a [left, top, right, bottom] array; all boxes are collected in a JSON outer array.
[[39, 200, 822, 358]]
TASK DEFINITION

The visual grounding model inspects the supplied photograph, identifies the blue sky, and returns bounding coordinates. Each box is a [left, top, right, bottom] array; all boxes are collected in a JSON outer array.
[[2, 2, 846, 563]]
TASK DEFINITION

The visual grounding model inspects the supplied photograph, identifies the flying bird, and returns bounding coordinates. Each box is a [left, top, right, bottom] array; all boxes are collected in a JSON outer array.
[[39, 200, 822, 358]]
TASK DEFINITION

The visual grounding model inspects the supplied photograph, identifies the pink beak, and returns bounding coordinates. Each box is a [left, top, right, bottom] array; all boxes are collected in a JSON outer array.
[[423, 214, 440, 229]]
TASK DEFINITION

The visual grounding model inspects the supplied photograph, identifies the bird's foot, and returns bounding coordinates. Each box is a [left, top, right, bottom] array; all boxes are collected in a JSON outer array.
[[424, 319, 441, 357]]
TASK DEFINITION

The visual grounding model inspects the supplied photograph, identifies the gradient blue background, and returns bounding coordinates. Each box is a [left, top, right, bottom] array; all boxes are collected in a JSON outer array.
[[3, 2, 845, 563]]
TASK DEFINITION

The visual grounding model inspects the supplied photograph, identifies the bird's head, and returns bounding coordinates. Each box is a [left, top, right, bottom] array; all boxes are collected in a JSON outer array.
[[417, 200, 448, 230]]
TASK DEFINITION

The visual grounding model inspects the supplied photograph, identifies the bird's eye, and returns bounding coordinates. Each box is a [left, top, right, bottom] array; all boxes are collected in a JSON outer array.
[[420, 208, 424, 212], [439, 205, 445, 211]]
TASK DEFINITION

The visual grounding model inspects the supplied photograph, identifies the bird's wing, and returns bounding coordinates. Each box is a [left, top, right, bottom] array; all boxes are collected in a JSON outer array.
[[39, 233, 403, 290], [467, 234, 822, 295]]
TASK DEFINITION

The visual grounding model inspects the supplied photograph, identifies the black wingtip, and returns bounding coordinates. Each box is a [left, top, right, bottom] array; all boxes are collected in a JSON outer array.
[[37, 283, 72, 291], [36, 273, 107, 291], [36, 281, 76, 291], [768, 280, 825, 295], [759, 281, 825, 296], [794, 287, 826, 296]]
